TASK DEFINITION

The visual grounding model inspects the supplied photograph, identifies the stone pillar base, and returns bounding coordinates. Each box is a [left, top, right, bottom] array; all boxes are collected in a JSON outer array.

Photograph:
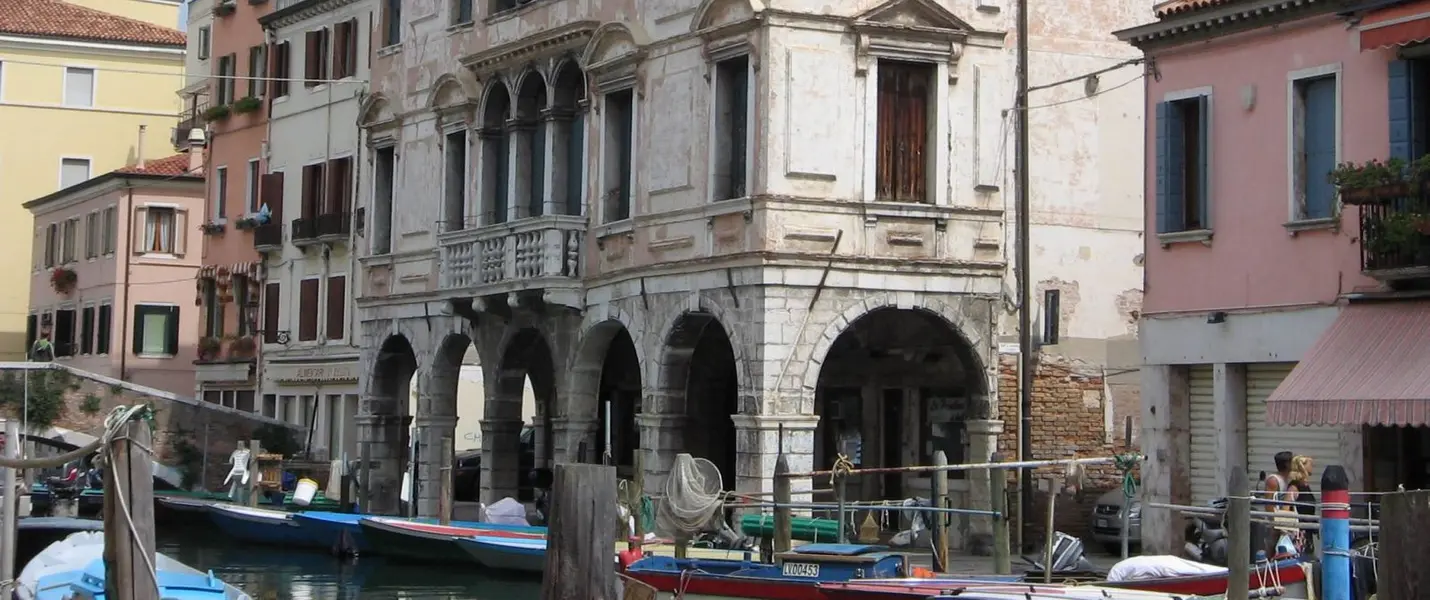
[[413, 416, 458, 517], [480, 419, 524, 504], [730, 414, 819, 511], [552, 416, 598, 463], [965, 419, 1004, 552]]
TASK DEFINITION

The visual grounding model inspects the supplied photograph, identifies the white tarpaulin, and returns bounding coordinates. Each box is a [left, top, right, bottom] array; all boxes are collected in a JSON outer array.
[[1106, 555, 1228, 582], [484, 497, 530, 526]]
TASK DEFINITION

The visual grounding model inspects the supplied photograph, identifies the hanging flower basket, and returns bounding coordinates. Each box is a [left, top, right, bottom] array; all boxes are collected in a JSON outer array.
[[198, 336, 222, 361], [227, 336, 257, 359], [50, 267, 77, 294], [1331, 158, 1409, 205]]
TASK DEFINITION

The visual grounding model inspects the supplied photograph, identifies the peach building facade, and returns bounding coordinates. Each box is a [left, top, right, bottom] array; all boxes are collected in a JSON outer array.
[[25, 154, 206, 395]]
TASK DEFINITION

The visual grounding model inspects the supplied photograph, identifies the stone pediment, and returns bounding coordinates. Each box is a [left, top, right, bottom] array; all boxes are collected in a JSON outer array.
[[853, 0, 973, 34]]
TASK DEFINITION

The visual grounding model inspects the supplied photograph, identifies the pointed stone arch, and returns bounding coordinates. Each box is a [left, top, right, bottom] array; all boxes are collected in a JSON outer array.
[[479, 76, 514, 123], [691, 0, 764, 33], [581, 21, 651, 71]]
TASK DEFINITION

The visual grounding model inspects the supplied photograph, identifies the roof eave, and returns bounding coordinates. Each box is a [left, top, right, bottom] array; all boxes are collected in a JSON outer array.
[[23, 173, 202, 211], [0, 31, 184, 49], [1114, 0, 1351, 49]]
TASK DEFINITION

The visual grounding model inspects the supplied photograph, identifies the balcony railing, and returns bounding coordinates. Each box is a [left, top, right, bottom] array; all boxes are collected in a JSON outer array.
[[438, 214, 586, 294], [291, 218, 319, 246], [316, 212, 351, 241], [1358, 187, 1430, 280], [253, 222, 282, 251]]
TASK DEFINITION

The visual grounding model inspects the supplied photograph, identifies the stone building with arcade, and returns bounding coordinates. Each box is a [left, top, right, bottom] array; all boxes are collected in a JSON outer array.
[[350, 0, 1145, 547]]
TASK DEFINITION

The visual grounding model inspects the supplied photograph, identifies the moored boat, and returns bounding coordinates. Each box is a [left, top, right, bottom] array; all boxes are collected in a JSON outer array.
[[355, 517, 546, 563], [820, 581, 1224, 600], [207, 504, 316, 548], [455, 535, 547, 573], [622, 543, 907, 600], [15, 531, 250, 600], [291, 512, 539, 555]]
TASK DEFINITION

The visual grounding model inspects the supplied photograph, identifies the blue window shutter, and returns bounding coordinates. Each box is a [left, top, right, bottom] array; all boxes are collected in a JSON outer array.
[[1159, 102, 1188, 233], [1155, 102, 1171, 233], [1303, 77, 1338, 220], [1390, 60, 1414, 160], [1196, 95, 1211, 230]]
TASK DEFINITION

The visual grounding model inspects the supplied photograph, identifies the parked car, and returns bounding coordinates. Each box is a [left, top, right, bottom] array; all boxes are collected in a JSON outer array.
[[1090, 488, 1141, 552], [452, 426, 538, 503]]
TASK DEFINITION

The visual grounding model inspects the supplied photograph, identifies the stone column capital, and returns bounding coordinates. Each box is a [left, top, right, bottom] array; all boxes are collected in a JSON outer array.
[[635, 413, 687, 429], [730, 414, 820, 431], [965, 419, 1004, 435], [414, 415, 459, 428], [551, 416, 597, 430], [480, 419, 524, 434]]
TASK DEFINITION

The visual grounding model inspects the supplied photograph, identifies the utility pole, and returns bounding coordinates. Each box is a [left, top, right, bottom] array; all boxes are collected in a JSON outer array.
[[1014, 0, 1035, 551]]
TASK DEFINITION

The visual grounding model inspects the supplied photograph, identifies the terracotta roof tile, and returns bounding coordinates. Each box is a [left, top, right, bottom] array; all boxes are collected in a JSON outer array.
[[0, 0, 185, 47], [1154, 0, 1243, 17], [115, 154, 194, 177]]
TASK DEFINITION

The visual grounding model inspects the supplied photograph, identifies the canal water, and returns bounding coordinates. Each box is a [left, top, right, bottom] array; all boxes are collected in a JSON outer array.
[[156, 531, 542, 600]]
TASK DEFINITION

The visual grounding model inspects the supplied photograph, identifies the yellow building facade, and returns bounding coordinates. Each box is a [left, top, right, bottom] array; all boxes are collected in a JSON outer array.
[[0, 0, 186, 359]]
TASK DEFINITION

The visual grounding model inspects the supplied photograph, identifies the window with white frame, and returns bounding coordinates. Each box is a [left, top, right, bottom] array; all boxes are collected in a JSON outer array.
[[60, 158, 90, 190], [246, 159, 261, 213], [197, 26, 211, 60], [711, 54, 751, 201], [136, 206, 188, 255], [874, 60, 935, 203], [214, 166, 228, 219], [601, 89, 634, 223], [132, 304, 178, 357], [63, 67, 94, 108], [84, 211, 100, 259], [61, 217, 77, 264], [1290, 69, 1339, 222], [102, 206, 117, 255]]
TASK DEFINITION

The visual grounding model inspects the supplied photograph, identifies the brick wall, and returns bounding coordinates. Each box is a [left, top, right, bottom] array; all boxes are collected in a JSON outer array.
[[0, 363, 301, 491], [996, 353, 1140, 546]]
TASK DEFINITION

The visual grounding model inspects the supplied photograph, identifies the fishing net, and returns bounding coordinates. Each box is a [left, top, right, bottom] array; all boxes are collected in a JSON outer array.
[[655, 453, 726, 537]]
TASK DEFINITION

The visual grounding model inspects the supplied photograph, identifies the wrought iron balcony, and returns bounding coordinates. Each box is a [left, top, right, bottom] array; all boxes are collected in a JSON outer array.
[[291, 218, 319, 246], [438, 215, 586, 306], [316, 212, 350, 241], [252, 222, 282, 251], [1358, 188, 1430, 282]]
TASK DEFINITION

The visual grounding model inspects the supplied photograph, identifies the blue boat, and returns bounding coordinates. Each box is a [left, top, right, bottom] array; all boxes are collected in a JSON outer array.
[[15, 531, 250, 600], [623, 543, 908, 600], [291, 512, 544, 555], [206, 504, 318, 548]]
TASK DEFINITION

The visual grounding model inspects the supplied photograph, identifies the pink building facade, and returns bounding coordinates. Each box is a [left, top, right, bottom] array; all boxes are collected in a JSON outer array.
[[193, 0, 273, 412], [24, 154, 206, 396], [1119, 0, 1430, 553]]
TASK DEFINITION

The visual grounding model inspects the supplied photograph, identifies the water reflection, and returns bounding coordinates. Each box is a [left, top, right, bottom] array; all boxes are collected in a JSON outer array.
[[156, 532, 541, 600]]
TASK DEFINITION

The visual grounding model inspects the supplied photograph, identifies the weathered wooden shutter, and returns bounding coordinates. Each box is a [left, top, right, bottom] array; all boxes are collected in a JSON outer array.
[[132, 208, 149, 253], [876, 67, 898, 201], [131, 305, 147, 356], [305, 31, 320, 86], [875, 63, 930, 203], [1157, 101, 1186, 233], [173, 208, 188, 257], [260, 172, 284, 220], [298, 278, 319, 341], [1304, 77, 1338, 220], [326, 275, 346, 340], [333, 23, 348, 79], [1195, 95, 1211, 230], [266, 42, 279, 105], [326, 159, 348, 214], [263, 282, 280, 344]]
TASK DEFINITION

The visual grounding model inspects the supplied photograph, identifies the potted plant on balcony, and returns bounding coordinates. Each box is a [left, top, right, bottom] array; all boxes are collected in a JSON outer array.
[[49, 267, 77, 295], [197, 336, 222, 361], [234, 215, 260, 230], [232, 96, 262, 115], [200, 221, 226, 235], [227, 335, 257, 360], [1331, 158, 1409, 204], [204, 104, 231, 123]]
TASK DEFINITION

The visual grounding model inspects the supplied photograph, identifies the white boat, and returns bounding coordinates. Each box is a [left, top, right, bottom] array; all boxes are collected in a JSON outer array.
[[15, 531, 250, 600]]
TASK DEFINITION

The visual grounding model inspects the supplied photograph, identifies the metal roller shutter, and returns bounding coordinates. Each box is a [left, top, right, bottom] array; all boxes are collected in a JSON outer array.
[[1246, 363, 1342, 492], [1188, 366, 1218, 505]]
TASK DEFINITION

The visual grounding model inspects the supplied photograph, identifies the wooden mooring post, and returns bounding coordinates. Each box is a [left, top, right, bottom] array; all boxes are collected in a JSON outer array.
[[773, 454, 792, 553], [540, 463, 618, 600], [438, 437, 454, 525], [104, 418, 158, 600], [932, 451, 950, 572], [1225, 468, 1250, 600], [989, 454, 1011, 575], [1380, 488, 1430, 599], [0, 420, 18, 584]]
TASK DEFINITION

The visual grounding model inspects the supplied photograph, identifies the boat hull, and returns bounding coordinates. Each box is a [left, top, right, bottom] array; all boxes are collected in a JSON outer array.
[[16, 531, 250, 600], [455, 536, 547, 574], [207, 505, 316, 548], [356, 518, 487, 564], [624, 545, 907, 600]]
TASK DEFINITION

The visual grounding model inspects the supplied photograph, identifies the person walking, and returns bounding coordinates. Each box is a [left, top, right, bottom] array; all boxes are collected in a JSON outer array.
[[1261, 451, 1301, 557], [1288, 455, 1316, 553]]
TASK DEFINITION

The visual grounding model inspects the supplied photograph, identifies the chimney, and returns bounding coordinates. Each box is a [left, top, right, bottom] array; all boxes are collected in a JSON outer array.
[[188, 128, 206, 175], [136, 125, 146, 170]]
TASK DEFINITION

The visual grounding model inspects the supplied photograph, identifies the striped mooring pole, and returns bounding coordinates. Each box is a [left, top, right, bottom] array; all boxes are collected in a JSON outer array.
[[1320, 465, 1350, 600]]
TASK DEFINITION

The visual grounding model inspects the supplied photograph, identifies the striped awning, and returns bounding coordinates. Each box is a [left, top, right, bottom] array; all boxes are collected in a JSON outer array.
[[1266, 301, 1430, 426], [1359, 0, 1430, 51], [194, 261, 265, 307]]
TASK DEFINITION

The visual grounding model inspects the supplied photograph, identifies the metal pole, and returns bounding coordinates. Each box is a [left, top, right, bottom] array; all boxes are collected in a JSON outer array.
[[1227, 468, 1250, 600], [1, 420, 18, 583], [1014, 0, 1035, 552], [787, 455, 1128, 478]]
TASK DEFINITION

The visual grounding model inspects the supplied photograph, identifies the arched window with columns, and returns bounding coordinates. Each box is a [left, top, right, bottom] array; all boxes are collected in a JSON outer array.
[[479, 82, 511, 225]]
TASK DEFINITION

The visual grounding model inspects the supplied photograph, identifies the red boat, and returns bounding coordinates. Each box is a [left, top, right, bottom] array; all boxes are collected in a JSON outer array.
[[818, 558, 1310, 599], [820, 581, 1220, 600]]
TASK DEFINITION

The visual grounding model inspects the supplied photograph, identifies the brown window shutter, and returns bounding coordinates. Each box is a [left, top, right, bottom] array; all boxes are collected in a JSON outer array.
[[305, 31, 319, 86], [346, 20, 359, 77], [875, 66, 898, 201], [342, 158, 354, 211], [266, 42, 277, 101], [276, 42, 290, 96], [874, 63, 931, 203], [325, 275, 346, 340], [325, 159, 343, 214], [298, 278, 319, 341], [903, 67, 929, 202], [262, 282, 280, 344], [260, 172, 284, 220]]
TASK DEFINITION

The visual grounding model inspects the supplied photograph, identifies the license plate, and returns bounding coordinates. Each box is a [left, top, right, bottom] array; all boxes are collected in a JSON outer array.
[[782, 562, 820, 578], [1097, 518, 1110, 528]]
